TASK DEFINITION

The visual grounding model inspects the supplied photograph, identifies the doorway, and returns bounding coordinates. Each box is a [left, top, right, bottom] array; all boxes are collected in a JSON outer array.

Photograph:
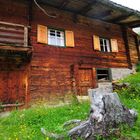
[[78, 68, 94, 95]]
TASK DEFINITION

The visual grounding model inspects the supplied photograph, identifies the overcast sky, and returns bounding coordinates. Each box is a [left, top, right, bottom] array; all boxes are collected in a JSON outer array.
[[111, 0, 140, 11], [111, 0, 140, 32]]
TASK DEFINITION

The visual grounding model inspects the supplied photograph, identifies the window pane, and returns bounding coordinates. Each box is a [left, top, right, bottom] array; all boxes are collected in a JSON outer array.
[[104, 40, 107, 46], [100, 39, 103, 45], [100, 45, 104, 51], [50, 32, 55, 36], [99, 38, 110, 52], [105, 45, 108, 52], [57, 31, 61, 37], [49, 36, 56, 45], [106, 40, 110, 52], [48, 29, 64, 47]]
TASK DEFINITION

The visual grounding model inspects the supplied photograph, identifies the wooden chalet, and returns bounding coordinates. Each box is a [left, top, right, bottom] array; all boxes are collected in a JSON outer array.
[[0, 0, 140, 108]]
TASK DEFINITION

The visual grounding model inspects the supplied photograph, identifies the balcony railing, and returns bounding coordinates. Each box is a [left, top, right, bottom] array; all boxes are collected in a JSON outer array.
[[0, 21, 29, 47]]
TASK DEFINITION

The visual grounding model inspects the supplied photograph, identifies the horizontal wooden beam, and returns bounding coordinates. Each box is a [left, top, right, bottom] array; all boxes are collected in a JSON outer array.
[[0, 21, 29, 28], [78, 0, 97, 15], [107, 13, 132, 23], [59, 0, 70, 9], [93, 10, 112, 19], [1, 103, 24, 108], [124, 20, 140, 27]]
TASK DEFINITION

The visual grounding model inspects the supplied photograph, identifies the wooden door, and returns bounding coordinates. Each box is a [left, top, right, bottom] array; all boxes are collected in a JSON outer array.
[[0, 71, 28, 104], [78, 68, 94, 95], [0, 72, 8, 103]]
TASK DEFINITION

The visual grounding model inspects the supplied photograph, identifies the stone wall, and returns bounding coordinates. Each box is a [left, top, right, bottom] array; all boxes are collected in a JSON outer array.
[[111, 67, 135, 81]]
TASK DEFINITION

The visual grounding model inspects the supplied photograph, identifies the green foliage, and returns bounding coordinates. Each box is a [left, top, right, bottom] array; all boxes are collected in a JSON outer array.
[[116, 84, 140, 99], [116, 71, 140, 139], [120, 72, 140, 84], [118, 95, 140, 140], [119, 70, 140, 99]]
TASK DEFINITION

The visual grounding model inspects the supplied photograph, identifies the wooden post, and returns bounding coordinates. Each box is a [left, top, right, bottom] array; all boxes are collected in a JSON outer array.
[[92, 68, 98, 88], [24, 26, 28, 47], [74, 64, 79, 95], [121, 26, 132, 69], [28, 0, 33, 46], [134, 36, 140, 61]]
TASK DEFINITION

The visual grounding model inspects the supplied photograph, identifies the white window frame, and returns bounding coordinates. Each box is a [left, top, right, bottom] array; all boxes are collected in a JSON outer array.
[[100, 38, 111, 52], [48, 29, 65, 47]]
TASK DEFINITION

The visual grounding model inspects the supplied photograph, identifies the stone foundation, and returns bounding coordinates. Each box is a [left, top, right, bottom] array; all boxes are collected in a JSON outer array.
[[111, 67, 135, 81]]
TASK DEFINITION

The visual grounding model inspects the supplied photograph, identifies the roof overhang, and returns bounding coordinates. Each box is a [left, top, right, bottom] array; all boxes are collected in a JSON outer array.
[[36, 0, 140, 28]]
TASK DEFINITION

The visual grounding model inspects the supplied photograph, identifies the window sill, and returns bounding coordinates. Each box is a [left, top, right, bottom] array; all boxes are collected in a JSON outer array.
[[47, 44, 66, 48]]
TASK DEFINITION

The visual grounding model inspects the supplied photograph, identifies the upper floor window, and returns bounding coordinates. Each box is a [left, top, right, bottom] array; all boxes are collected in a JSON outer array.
[[100, 38, 111, 52], [48, 29, 65, 47], [93, 35, 118, 52]]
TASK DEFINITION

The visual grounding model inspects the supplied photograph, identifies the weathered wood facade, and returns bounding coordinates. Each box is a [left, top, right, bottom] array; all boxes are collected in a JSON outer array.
[[0, 0, 140, 106]]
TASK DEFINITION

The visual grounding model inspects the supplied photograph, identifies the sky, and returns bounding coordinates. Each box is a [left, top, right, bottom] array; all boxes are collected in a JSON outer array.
[[111, 0, 140, 11], [111, 0, 140, 32]]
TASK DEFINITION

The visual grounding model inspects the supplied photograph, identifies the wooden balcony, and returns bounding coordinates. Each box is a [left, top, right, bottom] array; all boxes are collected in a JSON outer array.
[[0, 21, 32, 69]]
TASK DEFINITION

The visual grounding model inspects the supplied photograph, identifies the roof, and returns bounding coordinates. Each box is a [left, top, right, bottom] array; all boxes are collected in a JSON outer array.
[[37, 0, 140, 28]]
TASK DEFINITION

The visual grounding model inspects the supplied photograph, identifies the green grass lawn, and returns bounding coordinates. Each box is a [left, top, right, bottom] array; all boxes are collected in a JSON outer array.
[[0, 96, 140, 140], [0, 66, 140, 140], [119, 95, 140, 140], [0, 102, 90, 140]]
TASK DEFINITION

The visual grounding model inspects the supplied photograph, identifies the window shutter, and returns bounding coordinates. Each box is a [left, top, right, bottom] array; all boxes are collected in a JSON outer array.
[[111, 39, 118, 52], [93, 35, 100, 51], [65, 30, 75, 47], [37, 25, 48, 44]]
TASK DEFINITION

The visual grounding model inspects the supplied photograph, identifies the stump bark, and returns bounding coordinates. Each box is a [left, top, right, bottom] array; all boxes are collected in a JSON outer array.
[[68, 89, 137, 140]]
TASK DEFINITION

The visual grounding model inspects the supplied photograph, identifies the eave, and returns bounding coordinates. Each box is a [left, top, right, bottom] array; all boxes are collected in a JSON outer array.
[[36, 0, 140, 28]]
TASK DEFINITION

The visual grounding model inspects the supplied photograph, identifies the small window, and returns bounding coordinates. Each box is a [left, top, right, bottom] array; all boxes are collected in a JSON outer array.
[[100, 38, 111, 52], [48, 29, 65, 47], [96, 68, 111, 82]]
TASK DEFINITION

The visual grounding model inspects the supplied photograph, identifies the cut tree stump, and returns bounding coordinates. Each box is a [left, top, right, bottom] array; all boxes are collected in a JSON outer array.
[[68, 88, 138, 140]]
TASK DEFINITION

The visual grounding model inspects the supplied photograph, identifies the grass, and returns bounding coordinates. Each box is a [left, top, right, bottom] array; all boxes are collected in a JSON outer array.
[[0, 97, 140, 140], [0, 102, 90, 140], [118, 95, 140, 140], [115, 63, 140, 139], [120, 72, 140, 84]]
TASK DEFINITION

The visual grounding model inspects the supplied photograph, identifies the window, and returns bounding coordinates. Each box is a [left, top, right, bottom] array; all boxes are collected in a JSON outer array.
[[96, 68, 111, 82], [48, 29, 65, 47], [100, 38, 111, 52]]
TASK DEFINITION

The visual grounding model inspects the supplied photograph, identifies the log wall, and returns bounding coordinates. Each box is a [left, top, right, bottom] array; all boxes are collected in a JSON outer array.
[[128, 30, 139, 64], [30, 5, 132, 101], [0, 0, 139, 104]]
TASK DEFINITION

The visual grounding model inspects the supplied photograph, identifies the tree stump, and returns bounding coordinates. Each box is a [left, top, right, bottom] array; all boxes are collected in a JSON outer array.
[[68, 89, 137, 140]]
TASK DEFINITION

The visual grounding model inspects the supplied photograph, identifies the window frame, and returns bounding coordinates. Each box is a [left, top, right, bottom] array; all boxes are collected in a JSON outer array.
[[99, 37, 112, 52], [96, 68, 112, 82], [48, 27, 66, 47]]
